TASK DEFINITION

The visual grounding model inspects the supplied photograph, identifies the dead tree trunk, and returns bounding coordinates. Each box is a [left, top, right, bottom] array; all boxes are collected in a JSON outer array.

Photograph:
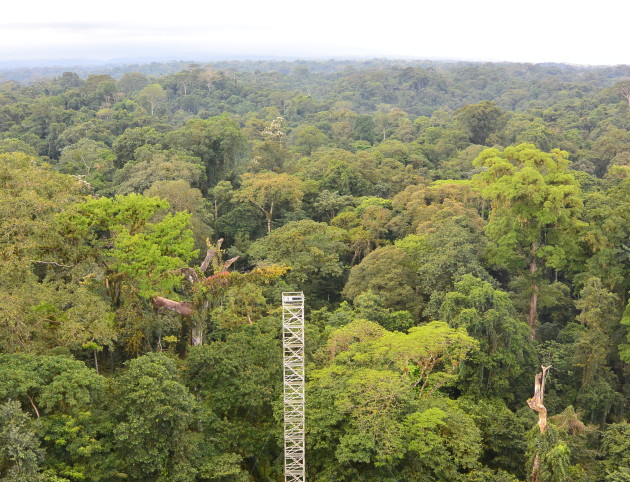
[[152, 239, 230, 347], [527, 365, 551, 482]]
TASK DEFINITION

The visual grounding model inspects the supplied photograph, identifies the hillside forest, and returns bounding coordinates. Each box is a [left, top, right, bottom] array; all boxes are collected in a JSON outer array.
[[1, 59, 630, 481]]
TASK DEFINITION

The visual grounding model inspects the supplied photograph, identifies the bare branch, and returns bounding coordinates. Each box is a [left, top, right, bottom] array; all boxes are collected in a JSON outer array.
[[222, 256, 239, 272], [153, 296, 194, 316], [27, 395, 40, 419], [200, 248, 217, 273]]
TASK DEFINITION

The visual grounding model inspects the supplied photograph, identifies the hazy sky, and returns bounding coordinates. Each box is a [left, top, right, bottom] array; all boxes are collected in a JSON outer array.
[[1, 0, 629, 65]]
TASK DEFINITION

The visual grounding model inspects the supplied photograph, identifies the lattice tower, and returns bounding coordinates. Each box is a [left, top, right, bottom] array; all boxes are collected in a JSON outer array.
[[282, 292, 305, 481]]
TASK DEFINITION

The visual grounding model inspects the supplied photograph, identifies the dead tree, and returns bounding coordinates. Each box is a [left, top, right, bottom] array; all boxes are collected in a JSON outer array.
[[152, 239, 238, 346], [527, 365, 552, 482], [152, 238, 286, 346]]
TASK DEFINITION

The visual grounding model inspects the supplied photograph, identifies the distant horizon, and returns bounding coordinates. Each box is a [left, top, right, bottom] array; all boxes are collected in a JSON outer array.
[[1, 54, 628, 72], [3, 0, 630, 69]]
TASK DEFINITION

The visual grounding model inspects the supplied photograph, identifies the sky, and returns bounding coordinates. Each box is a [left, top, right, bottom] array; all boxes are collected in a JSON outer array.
[[1, 0, 629, 66]]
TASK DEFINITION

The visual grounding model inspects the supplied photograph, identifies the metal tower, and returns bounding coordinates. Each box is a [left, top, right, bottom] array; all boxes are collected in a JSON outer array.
[[282, 292, 305, 481]]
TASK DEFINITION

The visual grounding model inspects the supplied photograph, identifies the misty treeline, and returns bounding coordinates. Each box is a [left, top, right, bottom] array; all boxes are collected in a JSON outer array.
[[1, 59, 630, 480]]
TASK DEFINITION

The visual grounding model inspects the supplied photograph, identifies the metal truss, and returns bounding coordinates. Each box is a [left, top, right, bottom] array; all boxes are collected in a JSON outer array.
[[282, 292, 305, 481]]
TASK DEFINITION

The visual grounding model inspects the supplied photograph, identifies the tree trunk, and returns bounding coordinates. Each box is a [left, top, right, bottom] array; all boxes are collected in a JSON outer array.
[[191, 319, 203, 346], [266, 201, 274, 233], [528, 243, 539, 340], [527, 365, 551, 482]]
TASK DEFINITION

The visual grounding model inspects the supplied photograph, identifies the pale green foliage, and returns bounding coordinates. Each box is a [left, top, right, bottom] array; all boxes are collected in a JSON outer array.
[[0, 152, 84, 275], [144, 179, 213, 256], [233, 171, 306, 232], [0, 138, 38, 156], [325, 319, 387, 358], [309, 322, 479, 479], [137, 83, 166, 115], [57, 138, 115, 185], [0, 280, 116, 354], [113, 146, 205, 195], [473, 143, 584, 272], [62, 193, 197, 298]]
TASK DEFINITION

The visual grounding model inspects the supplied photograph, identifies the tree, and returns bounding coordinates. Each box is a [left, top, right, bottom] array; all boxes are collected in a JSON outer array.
[[184, 323, 281, 476], [144, 179, 213, 256], [57, 139, 115, 193], [473, 144, 584, 338], [59, 194, 197, 352], [113, 147, 205, 195], [248, 220, 347, 298], [615, 80, 630, 106], [455, 101, 505, 145], [152, 239, 287, 346], [0, 153, 113, 354], [308, 321, 480, 479], [109, 354, 200, 481], [620, 301, 630, 364], [112, 126, 165, 168], [290, 125, 329, 155], [0, 138, 38, 156], [439, 275, 534, 399], [137, 83, 167, 116], [165, 116, 247, 188], [344, 245, 421, 318], [527, 366, 555, 481], [573, 278, 619, 388], [581, 179, 630, 304], [601, 422, 630, 480], [352, 114, 376, 144], [0, 401, 44, 481], [233, 171, 305, 233]]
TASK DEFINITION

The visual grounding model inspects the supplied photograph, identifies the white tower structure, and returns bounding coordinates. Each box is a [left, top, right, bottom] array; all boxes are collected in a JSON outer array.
[[282, 292, 306, 481]]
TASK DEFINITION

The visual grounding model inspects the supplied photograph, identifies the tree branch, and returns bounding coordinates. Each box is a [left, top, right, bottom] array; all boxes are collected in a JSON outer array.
[[221, 256, 239, 272], [153, 296, 195, 316], [200, 238, 223, 273]]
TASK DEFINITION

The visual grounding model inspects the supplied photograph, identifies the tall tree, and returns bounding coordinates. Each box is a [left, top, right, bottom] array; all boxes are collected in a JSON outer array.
[[137, 83, 167, 116], [455, 101, 505, 145], [233, 171, 305, 233], [473, 144, 584, 338]]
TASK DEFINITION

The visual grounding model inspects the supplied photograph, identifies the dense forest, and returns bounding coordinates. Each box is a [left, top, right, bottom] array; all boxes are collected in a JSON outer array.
[[1, 59, 630, 481]]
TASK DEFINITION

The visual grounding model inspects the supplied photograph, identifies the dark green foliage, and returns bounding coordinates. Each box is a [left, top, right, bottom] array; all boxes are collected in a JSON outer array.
[[109, 353, 200, 481], [440, 275, 534, 400]]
